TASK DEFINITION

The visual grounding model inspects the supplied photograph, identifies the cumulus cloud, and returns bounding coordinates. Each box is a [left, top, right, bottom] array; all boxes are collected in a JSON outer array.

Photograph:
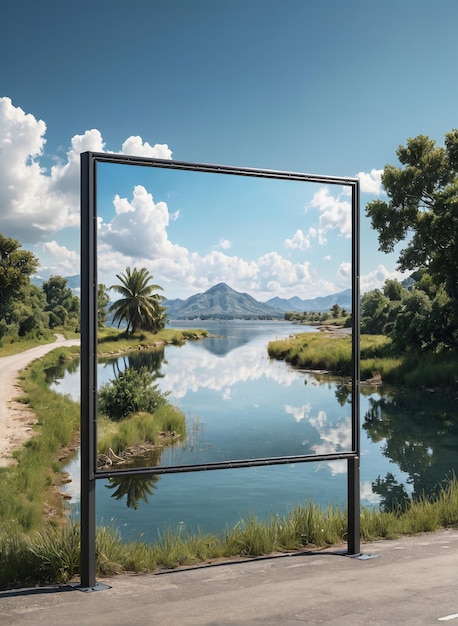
[[336, 261, 351, 288], [360, 264, 408, 293], [284, 228, 311, 250], [0, 97, 172, 245], [357, 168, 383, 194], [41, 240, 80, 276], [308, 187, 352, 241], [96, 186, 321, 299]]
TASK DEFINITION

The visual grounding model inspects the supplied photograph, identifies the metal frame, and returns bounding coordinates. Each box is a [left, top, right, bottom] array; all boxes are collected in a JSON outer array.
[[80, 151, 360, 588]]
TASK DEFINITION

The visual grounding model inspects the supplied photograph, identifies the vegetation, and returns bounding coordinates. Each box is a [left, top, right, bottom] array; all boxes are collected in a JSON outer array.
[[268, 332, 457, 389], [110, 266, 167, 334], [284, 304, 351, 327], [99, 367, 169, 421], [2, 476, 458, 588], [366, 130, 458, 350], [0, 347, 80, 537]]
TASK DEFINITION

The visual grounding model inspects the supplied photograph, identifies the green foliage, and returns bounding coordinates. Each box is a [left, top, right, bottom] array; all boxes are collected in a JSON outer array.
[[98, 367, 168, 421], [366, 130, 458, 349], [361, 276, 457, 352], [0, 233, 40, 321], [42, 275, 79, 330], [4, 476, 458, 587], [110, 267, 167, 334], [98, 283, 110, 327]]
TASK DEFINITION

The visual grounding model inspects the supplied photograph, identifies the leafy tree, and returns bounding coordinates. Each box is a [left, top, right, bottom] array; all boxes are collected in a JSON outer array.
[[366, 131, 458, 296], [97, 284, 110, 328], [42, 275, 79, 329], [330, 303, 342, 319], [0, 233, 39, 323], [98, 367, 168, 421], [109, 267, 167, 334]]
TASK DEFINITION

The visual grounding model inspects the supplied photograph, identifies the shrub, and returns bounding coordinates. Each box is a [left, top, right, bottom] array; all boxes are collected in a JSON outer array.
[[98, 367, 169, 421]]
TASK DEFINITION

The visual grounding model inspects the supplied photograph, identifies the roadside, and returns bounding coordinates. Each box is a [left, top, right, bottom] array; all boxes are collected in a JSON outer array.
[[1, 529, 458, 625], [0, 334, 80, 467]]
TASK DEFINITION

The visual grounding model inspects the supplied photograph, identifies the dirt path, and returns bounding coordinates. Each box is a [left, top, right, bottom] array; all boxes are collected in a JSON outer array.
[[0, 335, 80, 467]]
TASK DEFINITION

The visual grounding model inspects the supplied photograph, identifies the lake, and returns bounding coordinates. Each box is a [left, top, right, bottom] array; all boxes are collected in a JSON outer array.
[[50, 320, 458, 542]]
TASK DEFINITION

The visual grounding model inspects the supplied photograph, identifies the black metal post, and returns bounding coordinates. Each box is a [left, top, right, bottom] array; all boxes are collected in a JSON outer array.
[[79, 152, 99, 590], [347, 180, 361, 556]]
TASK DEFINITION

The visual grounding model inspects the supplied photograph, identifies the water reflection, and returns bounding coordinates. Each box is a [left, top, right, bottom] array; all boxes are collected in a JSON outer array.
[[363, 387, 458, 505], [49, 321, 458, 526], [106, 473, 160, 510]]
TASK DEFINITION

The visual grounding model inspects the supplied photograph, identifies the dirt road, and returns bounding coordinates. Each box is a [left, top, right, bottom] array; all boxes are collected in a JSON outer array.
[[0, 335, 80, 467]]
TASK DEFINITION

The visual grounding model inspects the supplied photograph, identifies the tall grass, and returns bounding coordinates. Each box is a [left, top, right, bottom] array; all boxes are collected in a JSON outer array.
[[0, 349, 80, 536], [268, 332, 457, 389], [98, 405, 186, 456], [2, 477, 458, 589]]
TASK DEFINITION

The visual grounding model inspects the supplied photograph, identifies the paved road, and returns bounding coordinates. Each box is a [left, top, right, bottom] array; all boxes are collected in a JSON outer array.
[[1, 529, 458, 625], [0, 335, 80, 465]]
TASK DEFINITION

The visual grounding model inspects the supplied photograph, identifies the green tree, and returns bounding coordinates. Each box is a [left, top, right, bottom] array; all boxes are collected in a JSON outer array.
[[0, 233, 39, 323], [366, 131, 458, 349], [42, 275, 79, 329], [366, 131, 458, 294], [97, 284, 110, 328], [109, 267, 166, 334]]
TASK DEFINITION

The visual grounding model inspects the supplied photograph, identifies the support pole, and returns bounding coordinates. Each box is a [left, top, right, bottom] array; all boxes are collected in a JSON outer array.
[[347, 178, 361, 556], [79, 152, 99, 590]]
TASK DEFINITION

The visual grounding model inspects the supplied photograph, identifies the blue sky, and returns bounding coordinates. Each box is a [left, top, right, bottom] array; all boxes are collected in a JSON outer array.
[[1, 0, 458, 300]]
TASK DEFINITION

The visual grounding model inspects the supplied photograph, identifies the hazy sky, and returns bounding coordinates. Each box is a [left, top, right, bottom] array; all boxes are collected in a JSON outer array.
[[1, 0, 457, 299]]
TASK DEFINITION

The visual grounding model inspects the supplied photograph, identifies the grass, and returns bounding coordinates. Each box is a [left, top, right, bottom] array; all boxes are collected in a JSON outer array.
[[268, 332, 457, 389], [98, 405, 187, 456], [2, 476, 458, 588], [0, 348, 81, 537], [97, 326, 209, 355]]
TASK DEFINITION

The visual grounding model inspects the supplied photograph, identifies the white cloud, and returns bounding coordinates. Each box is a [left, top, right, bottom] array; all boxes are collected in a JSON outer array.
[[285, 228, 311, 250], [357, 168, 383, 194], [308, 187, 352, 241], [120, 136, 172, 159], [41, 240, 80, 276], [360, 264, 408, 293], [0, 97, 172, 245], [336, 261, 351, 288], [218, 238, 231, 250]]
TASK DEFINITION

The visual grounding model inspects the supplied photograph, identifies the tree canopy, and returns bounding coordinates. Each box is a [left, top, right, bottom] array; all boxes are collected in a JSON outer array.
[[109, 267, 167, 334], [0, 233, 39, 322], [366, 131, 458, 351], [366, 130, 458, 302]]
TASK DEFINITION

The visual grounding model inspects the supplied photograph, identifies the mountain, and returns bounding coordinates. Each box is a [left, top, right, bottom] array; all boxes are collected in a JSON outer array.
[[266, 289, 352, 313], [164, 283, 281, 319], [32, 274, 80, 294]]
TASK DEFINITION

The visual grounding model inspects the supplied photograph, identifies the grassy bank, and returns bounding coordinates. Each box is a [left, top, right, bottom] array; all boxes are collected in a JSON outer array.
[[267, 332, 457, 390], [0, 327, 207, 537], [97, 326, 209, 356], [0, 348, 81, 536], [1, 476, 458, 588]]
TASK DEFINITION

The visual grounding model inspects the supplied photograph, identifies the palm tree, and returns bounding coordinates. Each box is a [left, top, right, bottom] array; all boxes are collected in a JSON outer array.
[[109, 267, 167, 334]]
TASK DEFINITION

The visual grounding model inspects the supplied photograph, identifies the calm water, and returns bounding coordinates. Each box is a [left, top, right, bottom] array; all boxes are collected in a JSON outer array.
[[50, 320, 458, 542]]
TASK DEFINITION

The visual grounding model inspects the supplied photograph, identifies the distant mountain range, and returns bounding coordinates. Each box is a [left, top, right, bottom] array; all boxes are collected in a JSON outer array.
[[32, 275, 352, 319], [164, 283, 352, 319]]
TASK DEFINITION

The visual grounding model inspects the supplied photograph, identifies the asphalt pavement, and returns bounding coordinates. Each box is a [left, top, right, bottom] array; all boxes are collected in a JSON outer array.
[[1, 529, 458, 625]]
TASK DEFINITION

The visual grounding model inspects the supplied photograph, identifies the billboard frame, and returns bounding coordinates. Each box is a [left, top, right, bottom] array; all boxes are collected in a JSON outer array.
[[80, 151, 361, 589]]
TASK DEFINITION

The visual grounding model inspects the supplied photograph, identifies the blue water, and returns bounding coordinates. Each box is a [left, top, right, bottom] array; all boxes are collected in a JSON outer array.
[[53, 320, 458, 542]]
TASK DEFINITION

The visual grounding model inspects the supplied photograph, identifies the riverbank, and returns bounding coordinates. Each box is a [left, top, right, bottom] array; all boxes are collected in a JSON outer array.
[[0, 334, 80, 468], [268, 332, 458, 390]]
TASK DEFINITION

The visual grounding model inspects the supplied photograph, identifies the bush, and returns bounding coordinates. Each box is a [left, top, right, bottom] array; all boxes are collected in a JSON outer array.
[[98, 367, 168, 421]]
